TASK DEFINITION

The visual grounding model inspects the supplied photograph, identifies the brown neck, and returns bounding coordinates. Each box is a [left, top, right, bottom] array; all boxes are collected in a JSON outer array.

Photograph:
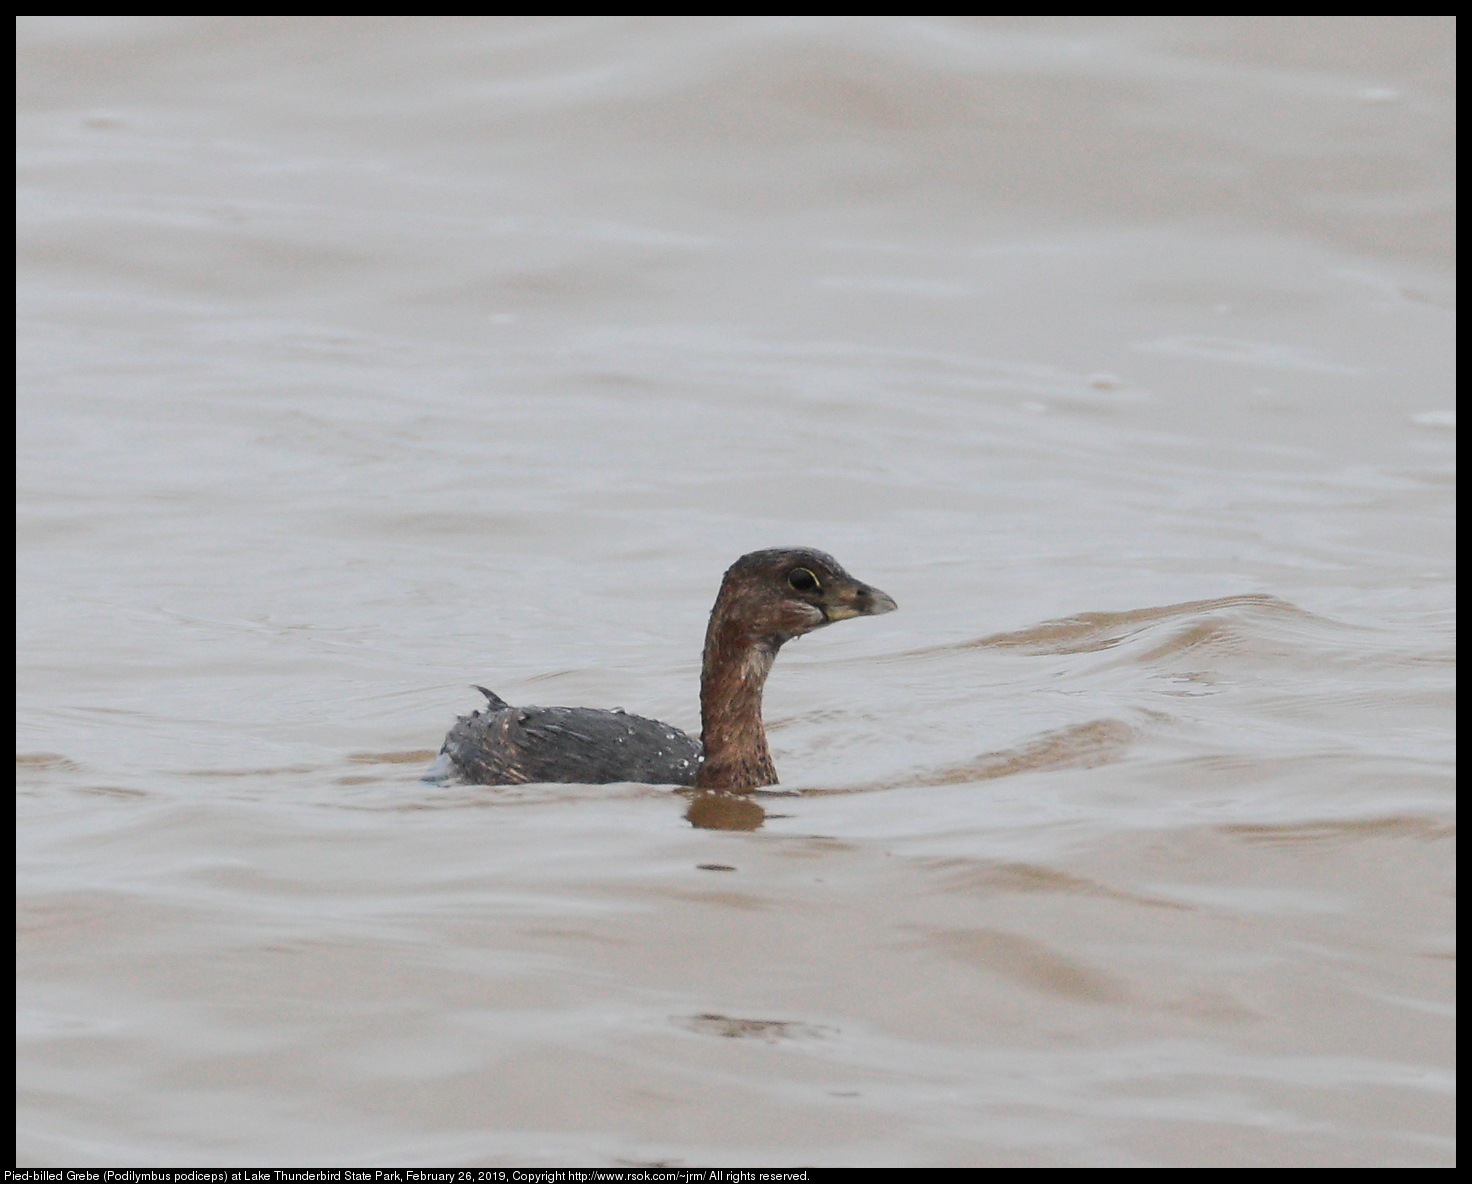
[[696, 610, 780, 790]]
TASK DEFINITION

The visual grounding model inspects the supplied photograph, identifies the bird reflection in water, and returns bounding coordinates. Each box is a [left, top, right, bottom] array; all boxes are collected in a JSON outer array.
[[684, 790, 765, 831]]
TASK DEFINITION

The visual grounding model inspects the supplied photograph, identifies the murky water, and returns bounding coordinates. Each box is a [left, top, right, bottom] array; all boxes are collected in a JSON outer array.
[[16, 17, 1454, 1167]]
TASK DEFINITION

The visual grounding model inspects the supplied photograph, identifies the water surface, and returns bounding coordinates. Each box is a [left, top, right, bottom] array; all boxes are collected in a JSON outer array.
[[16, 16, 1455, 1167]]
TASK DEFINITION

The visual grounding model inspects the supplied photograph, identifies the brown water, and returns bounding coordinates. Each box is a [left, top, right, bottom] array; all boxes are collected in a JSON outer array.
[[16, 17, 1455, 1168]]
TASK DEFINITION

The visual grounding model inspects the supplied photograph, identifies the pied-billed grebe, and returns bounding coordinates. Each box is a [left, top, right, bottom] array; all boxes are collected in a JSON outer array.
[[439, 548, 896, 790]]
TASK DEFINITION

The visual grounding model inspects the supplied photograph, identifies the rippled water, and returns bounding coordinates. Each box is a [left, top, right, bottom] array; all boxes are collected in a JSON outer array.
[[16, 17, 1455, 1167]]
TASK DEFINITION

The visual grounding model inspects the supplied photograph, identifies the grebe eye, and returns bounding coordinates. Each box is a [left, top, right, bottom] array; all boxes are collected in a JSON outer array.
[[788, 567, 819, 593]]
